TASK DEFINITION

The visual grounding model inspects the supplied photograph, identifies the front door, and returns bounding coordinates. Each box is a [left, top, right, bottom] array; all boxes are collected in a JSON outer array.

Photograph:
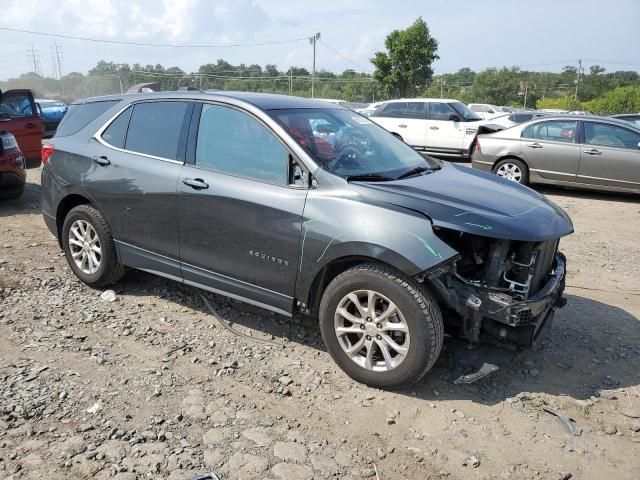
[[519, 119, 580, 182], [578, 121, 640, 190], [425, 102, 465, 151], [0, 89, 42, 162], [178, 103, 307, 315], [85, 100, 191, 278]]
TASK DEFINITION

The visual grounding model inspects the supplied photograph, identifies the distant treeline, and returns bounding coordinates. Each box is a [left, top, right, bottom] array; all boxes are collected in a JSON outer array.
[[1, 60, 639, 114]]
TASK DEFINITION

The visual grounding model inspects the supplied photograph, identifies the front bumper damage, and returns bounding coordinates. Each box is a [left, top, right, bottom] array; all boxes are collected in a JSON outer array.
[[428, 253, 567, 348]]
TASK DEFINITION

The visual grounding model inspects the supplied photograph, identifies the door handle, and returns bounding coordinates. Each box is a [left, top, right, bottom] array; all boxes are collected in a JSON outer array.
[[25, 122, 36, 129], [398, 124, 407, 128], [92, 156, 110, 166], [182, 178, 209, 190], [583, 148, 602, 155], [429, 126, 439, 130], [527, 142, 543, 148]]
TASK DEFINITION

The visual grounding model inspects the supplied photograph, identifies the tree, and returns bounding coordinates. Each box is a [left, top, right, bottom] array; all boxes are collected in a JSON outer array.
[[371, 17, 439, 98]]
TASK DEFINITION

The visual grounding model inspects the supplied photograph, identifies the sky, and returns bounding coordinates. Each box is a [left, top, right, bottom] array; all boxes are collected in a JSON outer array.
[[1, 0, 639, 80]]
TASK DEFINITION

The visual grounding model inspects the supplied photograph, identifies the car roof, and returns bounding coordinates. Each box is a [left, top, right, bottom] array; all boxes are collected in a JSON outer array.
[[70, 91, 346, 111], [383, 98, 460, 104], [519, 114, 640, 130]]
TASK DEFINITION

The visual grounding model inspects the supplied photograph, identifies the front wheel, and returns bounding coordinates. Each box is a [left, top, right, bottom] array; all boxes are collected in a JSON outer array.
[[319, 264, 444, 389]]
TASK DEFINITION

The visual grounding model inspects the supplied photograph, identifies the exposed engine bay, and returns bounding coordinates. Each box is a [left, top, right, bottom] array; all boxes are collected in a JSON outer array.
[[425, 228, 566, 348]]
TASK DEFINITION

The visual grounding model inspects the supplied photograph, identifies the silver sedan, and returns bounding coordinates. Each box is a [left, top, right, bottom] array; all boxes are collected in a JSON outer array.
[[471, 115, 640, 194]]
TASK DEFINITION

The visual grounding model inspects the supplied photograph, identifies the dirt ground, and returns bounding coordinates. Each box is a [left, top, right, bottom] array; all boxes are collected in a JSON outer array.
[[1, 167, 639, 480]]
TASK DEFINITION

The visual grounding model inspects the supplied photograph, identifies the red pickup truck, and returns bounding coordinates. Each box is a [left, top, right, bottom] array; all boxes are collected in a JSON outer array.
[[0, 89, 43, 167]]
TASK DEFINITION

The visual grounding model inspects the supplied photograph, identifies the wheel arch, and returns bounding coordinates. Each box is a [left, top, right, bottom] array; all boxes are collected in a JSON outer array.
[[55, 194, 93, 247]]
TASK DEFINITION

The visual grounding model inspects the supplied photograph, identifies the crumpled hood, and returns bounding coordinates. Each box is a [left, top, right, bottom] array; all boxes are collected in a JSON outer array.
[[351, 162, 573, 242]]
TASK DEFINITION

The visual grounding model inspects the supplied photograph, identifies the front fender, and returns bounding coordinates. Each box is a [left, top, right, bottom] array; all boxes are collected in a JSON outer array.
[[294, 187, 458, 303]]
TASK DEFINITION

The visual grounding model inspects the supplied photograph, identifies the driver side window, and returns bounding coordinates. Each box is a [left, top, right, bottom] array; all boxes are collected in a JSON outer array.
[[196, 104, 289, 185], [429, 102, 455, 121], [0, 92, 34, 118]]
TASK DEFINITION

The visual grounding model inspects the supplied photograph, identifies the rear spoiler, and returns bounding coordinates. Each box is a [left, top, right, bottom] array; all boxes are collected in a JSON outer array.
[[477, 124, 506, 135]]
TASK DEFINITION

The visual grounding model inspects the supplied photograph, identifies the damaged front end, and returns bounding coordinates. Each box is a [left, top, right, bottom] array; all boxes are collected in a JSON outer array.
[[424, 229, 567, 349]]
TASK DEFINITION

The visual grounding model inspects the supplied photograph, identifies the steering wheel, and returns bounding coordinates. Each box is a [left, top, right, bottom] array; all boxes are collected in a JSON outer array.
[[333, 145, 366, 171]]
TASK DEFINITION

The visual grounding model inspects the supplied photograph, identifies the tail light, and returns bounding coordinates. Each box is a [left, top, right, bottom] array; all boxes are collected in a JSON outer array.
[[474, 139, 481, 154], [41, 144, 55, 165]]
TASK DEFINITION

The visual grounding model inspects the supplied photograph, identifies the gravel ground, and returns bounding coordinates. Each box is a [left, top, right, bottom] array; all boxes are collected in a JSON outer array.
[[1, 167, 639, 480]]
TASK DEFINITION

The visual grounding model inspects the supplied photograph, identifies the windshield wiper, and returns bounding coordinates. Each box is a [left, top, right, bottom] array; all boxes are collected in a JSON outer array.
[[397, 165, 441, 180], [346, 173, 393, 182]]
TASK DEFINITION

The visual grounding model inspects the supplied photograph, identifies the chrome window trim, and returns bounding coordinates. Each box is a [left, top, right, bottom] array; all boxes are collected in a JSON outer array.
[[93, 100, 189, 165]]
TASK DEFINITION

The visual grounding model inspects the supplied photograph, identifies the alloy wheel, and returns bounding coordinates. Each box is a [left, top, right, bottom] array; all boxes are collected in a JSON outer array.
[[68, 219, 102, 275], [496, 163, 523, 183], [334, 289, 410, 372]]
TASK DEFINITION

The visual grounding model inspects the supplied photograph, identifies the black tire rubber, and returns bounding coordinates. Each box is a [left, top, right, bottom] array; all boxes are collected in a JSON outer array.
[[61, 204, 125, 288], [0, 184, 25, 199], [493, 157, 529, 185], [319, 263, 444, 389]]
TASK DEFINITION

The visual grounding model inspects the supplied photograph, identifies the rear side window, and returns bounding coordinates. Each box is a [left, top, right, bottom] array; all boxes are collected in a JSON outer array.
[[101, 107, 132, 148], [522, 120, 577, 143], [56, 100, 119, 137], [406, 102, 427, 119], [377, 103, 407, 118], [124, 102, 189, 160], [195, 104, 288, 184]]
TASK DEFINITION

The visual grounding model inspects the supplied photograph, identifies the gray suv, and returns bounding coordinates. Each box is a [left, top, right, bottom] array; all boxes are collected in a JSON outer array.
[[41, 91, 573, 388]]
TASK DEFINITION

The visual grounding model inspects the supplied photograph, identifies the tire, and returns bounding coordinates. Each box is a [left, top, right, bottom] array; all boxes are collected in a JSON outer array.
[[493, 158, 529, 185], [61, 204, 125, 287], [0, 184, 25, 199], [319, 263, 444, 389]]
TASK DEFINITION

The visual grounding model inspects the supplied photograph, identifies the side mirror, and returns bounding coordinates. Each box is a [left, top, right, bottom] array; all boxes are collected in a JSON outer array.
[[449, 113, 461, 122], [289, 157, 309, 187]]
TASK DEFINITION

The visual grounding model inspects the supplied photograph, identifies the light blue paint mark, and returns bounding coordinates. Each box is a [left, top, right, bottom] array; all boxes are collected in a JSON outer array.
[[464, 222, 492, 230]]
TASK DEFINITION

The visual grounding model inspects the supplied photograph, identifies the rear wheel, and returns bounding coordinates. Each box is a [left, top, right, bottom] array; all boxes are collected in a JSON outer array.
[[62, 205, 125, 287], [319, 264, 444, 389], [493, 158, 529, 185], [0, 184, 25, 199]]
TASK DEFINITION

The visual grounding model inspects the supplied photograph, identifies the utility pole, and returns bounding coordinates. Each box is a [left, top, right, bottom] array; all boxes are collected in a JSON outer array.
[[27, 45, 41, 76], [309, 32, 320, 98], [289, 67, 293, 94], [440, 78, 445, 99], [523, 82, 528, 108], [574, 59, 582, 101], [54, 42, 63, 79]]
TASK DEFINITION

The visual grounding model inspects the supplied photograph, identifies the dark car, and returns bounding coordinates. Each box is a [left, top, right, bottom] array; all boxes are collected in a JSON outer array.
[[610, 113, 640, 129], [0, 89, 44, 167], [36, 99, 68, 136], [41, 92, 572, 388], [0, 130, 26, 198]]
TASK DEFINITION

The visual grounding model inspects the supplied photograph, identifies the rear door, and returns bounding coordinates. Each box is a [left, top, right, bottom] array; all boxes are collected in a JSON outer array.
[[578, 121, 640, 190], [425, 102, 465, 151], [85, 100, 191, 278], [371, 102, 426, 146], [0, 89, 43, 162], [178, 102, 307, 314], [519, 119, 580, 182]]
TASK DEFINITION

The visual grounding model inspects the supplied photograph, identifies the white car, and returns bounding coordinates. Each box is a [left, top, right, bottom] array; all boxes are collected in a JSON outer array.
[[370, 98, 487, 159], [468, 103, 513, 119]]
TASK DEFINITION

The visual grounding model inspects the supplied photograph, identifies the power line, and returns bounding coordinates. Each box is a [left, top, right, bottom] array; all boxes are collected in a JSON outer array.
[[0, 26, 308, 48], [318, 39, 372, 73]]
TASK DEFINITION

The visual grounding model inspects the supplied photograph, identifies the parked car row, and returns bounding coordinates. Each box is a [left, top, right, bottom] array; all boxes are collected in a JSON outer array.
[[471, 115, 640, 194]]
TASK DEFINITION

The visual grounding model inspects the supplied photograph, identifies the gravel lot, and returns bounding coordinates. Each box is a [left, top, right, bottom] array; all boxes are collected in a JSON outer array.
[[1, 167, 639, 480]]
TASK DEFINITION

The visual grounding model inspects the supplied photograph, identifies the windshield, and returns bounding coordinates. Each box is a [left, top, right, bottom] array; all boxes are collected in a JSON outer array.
[[270, 108, 433, 179], [450, 102, 482, 121]]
